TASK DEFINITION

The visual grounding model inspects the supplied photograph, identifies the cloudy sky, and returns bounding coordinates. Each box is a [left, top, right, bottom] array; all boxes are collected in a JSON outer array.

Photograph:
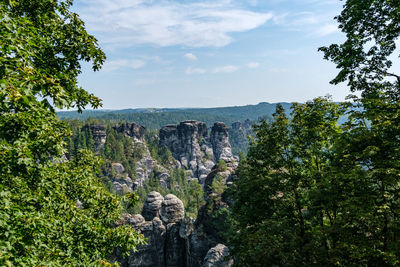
[[73, 0, 348, 109]]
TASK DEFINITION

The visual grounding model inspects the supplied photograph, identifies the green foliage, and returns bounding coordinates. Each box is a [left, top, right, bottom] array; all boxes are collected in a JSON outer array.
[[231, 0, 400, 264], [186, 179, 206, 218], [319, 0, 400, 98], [230, 98, 347, 266], [318, 0, 400, 264], [216, 159, 228, 172], [0, 0, 145, 264], [208, 207, 234, 243], [168, 169, 205, 219], [209, 174, 227, 198]]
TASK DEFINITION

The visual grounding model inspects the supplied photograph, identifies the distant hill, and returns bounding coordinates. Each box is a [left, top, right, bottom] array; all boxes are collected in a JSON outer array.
[[57, 102, 292, 130]]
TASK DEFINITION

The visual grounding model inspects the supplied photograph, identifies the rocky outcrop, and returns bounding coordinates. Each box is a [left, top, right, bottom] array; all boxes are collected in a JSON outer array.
[[114, 122, 146, 143], [89, 120, 238, 195], [86, 124, 107, 152], [111, 163, 133, 194], [126, 217, 167, 267], [202, 244, 233, 267], [112, 162, 125, 174], [159, 121, 237, 184], [142, 192, 164, 221], [210, 122, 233, 163], [119, 192, 233, 267], [161, 194, 185, 224], [133, 145, 156, 188]]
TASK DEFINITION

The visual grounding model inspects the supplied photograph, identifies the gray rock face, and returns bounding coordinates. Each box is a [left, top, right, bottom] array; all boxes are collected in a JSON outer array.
[[117, 213, 145, 229], [114, 122, 146, 143], [202, 244, 233, 267], [119, 192, 233, 267], [134, 144, 156, 188], [160, 121, 208, 161], [112, 162, 125, 174], [160, 121, 209, 176], [109, 162, 133, 195], [159, 121, 237, 183], [142, 191, 164, 221], [127, 217, 166, 267], [165, 222, 186, 267], [161, 194, 185, 224], [210, 122, 233, 162], [112, 179, 132, 195], [86, 124, 107, 152]]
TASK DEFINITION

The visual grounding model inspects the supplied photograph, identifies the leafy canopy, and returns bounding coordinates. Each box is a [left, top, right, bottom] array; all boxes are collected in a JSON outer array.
[[229, 0, 400, 266], [0, 0, 145, 265]]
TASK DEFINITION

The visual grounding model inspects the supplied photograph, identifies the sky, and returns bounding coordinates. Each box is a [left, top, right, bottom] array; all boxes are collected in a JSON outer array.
[[72, 0, 349, 109]]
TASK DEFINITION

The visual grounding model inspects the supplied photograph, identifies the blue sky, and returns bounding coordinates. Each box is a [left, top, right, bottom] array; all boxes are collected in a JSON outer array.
[[73, 0, 348, 109]]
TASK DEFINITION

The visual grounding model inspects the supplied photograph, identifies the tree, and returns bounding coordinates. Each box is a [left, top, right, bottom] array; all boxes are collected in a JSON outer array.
[[230, 98, 345, 266], [319, 0, 400, 264], [217, 159, 228, 172], [0, 0, 144, 265], [186, 180, 205, 218]]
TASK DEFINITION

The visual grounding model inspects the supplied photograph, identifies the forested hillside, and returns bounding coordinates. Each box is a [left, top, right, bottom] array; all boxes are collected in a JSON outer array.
[[57, 102, 292, 129]]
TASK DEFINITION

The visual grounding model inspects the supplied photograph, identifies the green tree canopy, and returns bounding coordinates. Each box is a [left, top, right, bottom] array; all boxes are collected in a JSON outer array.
[[0, 0, 144, 265], [319, 0, 400, 264], [229, 1, 400, 265], [230, 98, 345, 266]]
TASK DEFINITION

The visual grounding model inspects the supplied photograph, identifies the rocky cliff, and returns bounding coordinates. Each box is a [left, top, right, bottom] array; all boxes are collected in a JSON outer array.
[[91, 120, 237, 194], [85, 124, 107, 153], [113, 122, 146, 143], [159, 120, 238, 184], [117, 190, 233, 267], [83, 120, 238, 266]]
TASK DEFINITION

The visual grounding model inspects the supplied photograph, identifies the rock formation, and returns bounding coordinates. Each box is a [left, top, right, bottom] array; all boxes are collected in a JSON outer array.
[[118, 192, 233, 267], [89, 120, 238, 193], [159, 121, 237, 184], [111, 162, 133, 194], [142, 191, 164, 221], [202, 244, 233, 267], [210, 122, 233, 162], [85, 124, 107, 152], [161, 194, 185, 224], [114, 122, 146, 143]]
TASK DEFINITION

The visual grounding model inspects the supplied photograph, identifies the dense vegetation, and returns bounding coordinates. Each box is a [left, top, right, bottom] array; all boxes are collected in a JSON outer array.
[[57, 102, 291, 129], [0, 0, 144, 265], [230, 0, 400, 265]]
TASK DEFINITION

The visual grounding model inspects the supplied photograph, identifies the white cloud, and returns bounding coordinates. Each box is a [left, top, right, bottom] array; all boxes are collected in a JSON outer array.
[[78, 0, 273, 47], [213, 65, 239, 73], [246, 62, 260, 68], [185, 67, 206, 74], [102, 59, 145, 72], [314, 24, 339, 36], [184, 53, 197, 61]]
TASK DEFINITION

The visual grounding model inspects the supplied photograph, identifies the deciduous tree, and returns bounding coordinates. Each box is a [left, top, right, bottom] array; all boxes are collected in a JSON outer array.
[[0, 0, 145, 265]]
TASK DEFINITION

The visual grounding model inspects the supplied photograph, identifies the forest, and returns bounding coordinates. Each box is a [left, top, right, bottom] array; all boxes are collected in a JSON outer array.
[[1, 0, 399, 266]]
